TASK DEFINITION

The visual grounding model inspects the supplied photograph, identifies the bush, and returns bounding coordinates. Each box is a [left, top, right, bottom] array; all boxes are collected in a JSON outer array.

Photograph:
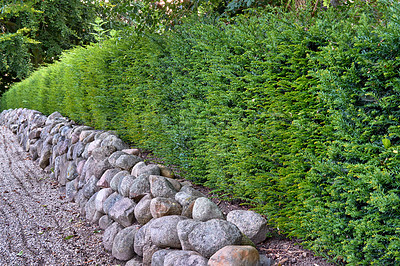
[[3, 2, 400, 264]]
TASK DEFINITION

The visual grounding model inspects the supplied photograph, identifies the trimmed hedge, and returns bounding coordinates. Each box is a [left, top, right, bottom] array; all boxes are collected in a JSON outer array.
[[3, 1, 400, 264]]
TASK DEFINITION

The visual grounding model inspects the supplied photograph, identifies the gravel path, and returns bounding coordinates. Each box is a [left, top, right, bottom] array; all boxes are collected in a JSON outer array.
[[0, 125, 120, 265]]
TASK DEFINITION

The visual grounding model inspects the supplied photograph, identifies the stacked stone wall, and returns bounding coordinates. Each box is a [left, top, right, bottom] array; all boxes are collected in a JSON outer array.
[[0, 108, 273, 266]]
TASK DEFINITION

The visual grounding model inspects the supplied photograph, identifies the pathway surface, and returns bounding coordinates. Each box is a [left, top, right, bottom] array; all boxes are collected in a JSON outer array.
[[0, 125, 118, 265]]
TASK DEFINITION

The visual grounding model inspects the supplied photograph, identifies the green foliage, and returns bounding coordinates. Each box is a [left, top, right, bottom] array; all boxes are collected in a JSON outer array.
[[0, 0, 100, 94], [3, 1, 400, 264]]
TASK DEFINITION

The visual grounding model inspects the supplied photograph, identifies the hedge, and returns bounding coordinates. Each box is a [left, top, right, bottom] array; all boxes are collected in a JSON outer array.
[[2, 1, 400, 264]]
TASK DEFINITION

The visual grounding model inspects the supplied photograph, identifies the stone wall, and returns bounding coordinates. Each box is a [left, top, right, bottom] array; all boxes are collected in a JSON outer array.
[[0, 108, 272, 266]]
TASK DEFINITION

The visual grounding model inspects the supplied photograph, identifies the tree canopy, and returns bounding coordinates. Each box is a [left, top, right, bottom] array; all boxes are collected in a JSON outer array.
[[0, 0, 99, 94]]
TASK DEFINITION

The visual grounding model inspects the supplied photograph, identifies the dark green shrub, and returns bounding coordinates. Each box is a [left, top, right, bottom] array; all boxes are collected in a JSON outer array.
[[3, 2, 400, 264]]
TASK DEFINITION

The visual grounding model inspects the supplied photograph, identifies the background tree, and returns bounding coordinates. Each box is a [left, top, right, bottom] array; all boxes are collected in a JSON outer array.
[[0, 0, 99, 95]]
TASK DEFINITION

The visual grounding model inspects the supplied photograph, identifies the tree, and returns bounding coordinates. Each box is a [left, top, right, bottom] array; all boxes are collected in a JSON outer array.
[[0, 0, 98, 95]]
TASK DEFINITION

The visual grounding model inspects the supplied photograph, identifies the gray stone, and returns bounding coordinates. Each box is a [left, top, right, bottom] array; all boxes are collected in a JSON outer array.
[[85, 192, 98, 222], [134, 220, 155, 256], [70, 126, 92, 138], [226, 210, 268, 244], [150, 215, 187, 249], [151, 249, 174, 266], [109, 197, 136, 227], [82, 139, 102, 158], [164, 250, 208, 266], [97, 168, 121, 188], [103, 222, 123, 252], [29, 139, 41, 161], [103, 192, 123, 215], [57, 139, 70, 156], [45, 111, 63, 125], [129, 174, 151, 201], [38, 147, 51, 169], [143, 244, 161, 266], [125, 256, 143, 266], [79, 130, 94, 142], [83, 157, 111, 181], [65, 180, 77, 202], [165, 177, 182, 192], [66, 162, 78, 181], [72, 141, 85, 160], [70, 133, 79, 144], [134, 194, 153, 225], [110, 170, 130, 191], [74, 189, 88, 213], [180, 186, 206, 198], [92, 145, 117, 161], [188, 219, 242, 258], [149, 175, 178, 199], [56, 154, 69, 185], [82, 175, 100, 199], [123, 148, 140, 156], [150, 197, 182, 218], [112, 225, 140, 261], [177, 219, 202, 251], [192, 197, 224, 221], [208, 245, 260, 266], [95, 188, 114, 213], [67, 143, 75, 160], [76, 159, 86, 176], [119, 175, 136, 197], [28, 128, 42, 139], [131, 161, 146, 177], [136, 164, 161, 178], [60, 125, 72, 137], [108, 151, 126, 166], [102, 134, 129, 150], [259, 255, 275, 266], [175, 191, 200, 207], [99, 215, 114, 230], [82, 132, 96, 144], [182, 201, 196, 219], [114, 154, 143, 171], [97, 131, 114, 141]]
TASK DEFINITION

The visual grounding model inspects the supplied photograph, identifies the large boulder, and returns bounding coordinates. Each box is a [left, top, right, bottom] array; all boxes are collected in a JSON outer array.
[[150, 215, 188, 249], [97, 168, 120, 188], [109, 197, 137, 227], [134, 194, 153, 225], [95, 188, 114, 213], [177, 219, 202, 251], [101, 134, 129, 151], [192, 197, 224, 221], [134, 219, 156, 256], [150, 197, 182, 218], [103, 222, 123, 252], [103, 192, 123, 215], [208, 245, 260, 266], [149, 175, 178, 199], [119, 175, 136, 197], [112, 225, 140, 261], [188, 219, 242, 258], [110, 170, 130, 191], [226, 210, 268, 244], [129, 174, 151, 201], [164, 250, 208, 266]]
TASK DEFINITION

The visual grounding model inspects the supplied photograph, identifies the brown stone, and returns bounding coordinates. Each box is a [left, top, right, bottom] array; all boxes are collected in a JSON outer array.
[[208, 245, 260, 266]]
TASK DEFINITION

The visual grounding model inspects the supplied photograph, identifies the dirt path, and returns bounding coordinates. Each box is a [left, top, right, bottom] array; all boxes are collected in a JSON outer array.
[[0, 125, 119, 265]]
